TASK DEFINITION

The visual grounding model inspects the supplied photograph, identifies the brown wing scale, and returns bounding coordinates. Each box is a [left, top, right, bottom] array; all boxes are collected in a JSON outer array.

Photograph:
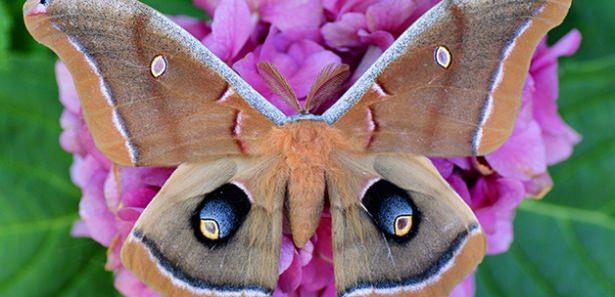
[[23, 0, 275, 166], [333, 0, 572, 157]]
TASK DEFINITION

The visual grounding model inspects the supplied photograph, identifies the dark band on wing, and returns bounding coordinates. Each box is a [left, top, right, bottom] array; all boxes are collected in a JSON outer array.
[[341, 224, 481, 297], [131, 230, 272, 296]]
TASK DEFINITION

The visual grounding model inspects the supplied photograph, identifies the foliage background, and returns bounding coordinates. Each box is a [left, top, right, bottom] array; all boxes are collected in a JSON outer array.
[[0, 0, 613, 296]]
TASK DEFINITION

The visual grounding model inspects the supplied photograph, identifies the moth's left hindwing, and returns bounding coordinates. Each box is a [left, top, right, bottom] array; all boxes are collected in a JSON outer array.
[[327, 153, 485, 297], [23, 0, 283, 167], [122, 159, 287, 296]]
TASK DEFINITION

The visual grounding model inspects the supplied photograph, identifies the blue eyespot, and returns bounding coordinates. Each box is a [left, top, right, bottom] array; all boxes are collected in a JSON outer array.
[[193, 184, 251, 243], [362, 180, 418, 239]]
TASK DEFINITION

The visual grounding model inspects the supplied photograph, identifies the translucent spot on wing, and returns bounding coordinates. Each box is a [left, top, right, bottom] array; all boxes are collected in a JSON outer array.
[[435, 46, 452, 69], [150, 55, 167, 78]]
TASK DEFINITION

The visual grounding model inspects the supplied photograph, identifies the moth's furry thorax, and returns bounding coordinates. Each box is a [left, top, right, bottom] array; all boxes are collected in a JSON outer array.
[[258, 121, 352, 247]]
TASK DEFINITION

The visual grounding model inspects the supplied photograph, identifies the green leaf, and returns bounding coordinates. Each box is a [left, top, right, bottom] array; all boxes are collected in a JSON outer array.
[[0, 1, 10, 70], [476, 57, 615, 296], [1, 1, 612, 297], [551, 0, 615, 60], [141, 0, 206, 18], [0, 0, 205, 55], [476, 202, 615, 297], [0, 54, 116, 297]]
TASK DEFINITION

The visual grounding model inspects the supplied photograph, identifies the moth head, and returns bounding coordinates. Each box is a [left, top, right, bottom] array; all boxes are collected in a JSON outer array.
[[192, 183, 251, 244], [362, 179, 419, 240]]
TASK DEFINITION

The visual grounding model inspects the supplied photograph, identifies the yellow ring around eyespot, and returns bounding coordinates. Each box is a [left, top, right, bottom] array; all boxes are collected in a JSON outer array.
[[200, 219, 220, 240], [394, 215, 413, 237]]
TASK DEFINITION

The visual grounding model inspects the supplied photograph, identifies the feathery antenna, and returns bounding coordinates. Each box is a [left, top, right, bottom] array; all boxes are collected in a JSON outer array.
[[305, 64, 350, 113], [257, 62, 302, 113]]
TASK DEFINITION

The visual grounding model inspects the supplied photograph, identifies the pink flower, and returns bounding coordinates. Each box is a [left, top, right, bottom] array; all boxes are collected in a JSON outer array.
[[56, 1, 580, 296], [431, 29, 581, 296], [275, 213, 335, 296], [233, 28, 341, 114], [321, 0, 438, 51]]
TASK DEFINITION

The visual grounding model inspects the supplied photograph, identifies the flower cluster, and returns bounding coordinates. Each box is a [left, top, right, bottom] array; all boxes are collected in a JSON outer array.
[[57, 0, 580, 296]]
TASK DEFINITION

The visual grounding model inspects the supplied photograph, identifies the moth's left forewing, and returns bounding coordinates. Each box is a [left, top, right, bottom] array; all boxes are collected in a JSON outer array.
[[327, 153, 485, 297], [330, 0, 572, 157]]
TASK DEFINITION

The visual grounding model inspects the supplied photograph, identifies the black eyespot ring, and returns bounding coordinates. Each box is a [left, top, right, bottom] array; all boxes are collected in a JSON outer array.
[[192, 183, 251, 246], [40, 0, 48, 5], [362, 180, 420, 242]]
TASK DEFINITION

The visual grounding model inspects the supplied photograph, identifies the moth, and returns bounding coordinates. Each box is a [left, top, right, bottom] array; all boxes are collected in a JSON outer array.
[[24, 0, 571, 296]]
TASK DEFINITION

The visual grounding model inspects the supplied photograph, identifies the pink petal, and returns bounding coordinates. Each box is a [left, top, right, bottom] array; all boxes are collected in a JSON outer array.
[[261, 0, 323, 32], [410, 0, 441, 23], [430, 158, 454, 178], [55, 62, 81, 114], [104, 168, 121, 211], [358, 29, 395, 51], [299, 256, 334, 292], [524, 172, 554, 199], [450, 273, 476, 297], [204, 0, 254, 62], [365, 0, 414, 34], [193, 0, 219, 17], [115, 269, 160, 297], [171, 16, 210, 40], [279, 236, 296, 274], [340, 0, 381, 15], [321, 13, 367, 51], [471, 177, 525, 254], [288, 49, 342, 98], [530, 32, 582, 165], [486, 119, 547, 181], [59, 110, 83, 154], [447, 174, 472, 206], [542, 129, 581, 165], [315, 213, 333, 263], [532, 30, 581, 71], [78, 170, 118, 246], [299, 240, 314, 266], [70, 155, 104, 188], [351, 45, 383, 82], [78, 124, 111, 169], [234, 52, 269, 92], [117, 207, 144, 222], [322, 282, 336, 297], [70, 220, 90, 237], [277, 254, 303, 292], [122, 187, 159, 208]]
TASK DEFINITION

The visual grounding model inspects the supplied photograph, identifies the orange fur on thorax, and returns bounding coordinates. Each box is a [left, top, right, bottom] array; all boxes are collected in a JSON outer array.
[[257, 121, 351, 247]]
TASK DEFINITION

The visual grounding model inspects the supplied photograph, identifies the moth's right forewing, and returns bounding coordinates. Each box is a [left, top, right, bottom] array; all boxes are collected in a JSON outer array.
[[23, 0, 283, 167], [122, 159, 287, 297]]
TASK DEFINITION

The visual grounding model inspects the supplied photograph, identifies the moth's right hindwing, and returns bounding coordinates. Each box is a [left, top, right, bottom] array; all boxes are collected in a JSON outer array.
[[121, 159, 287, 297]]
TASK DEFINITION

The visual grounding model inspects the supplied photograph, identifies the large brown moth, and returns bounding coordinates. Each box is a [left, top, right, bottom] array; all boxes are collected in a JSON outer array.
[[23, 0, 572, 296]]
